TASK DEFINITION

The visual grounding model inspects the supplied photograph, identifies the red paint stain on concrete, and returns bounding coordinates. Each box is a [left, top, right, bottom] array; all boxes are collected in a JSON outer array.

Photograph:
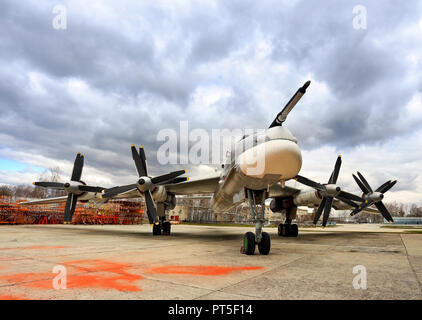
[[149, 265, 263, 276], [0, 295, 28, 300], [0, 259, 143, 292]]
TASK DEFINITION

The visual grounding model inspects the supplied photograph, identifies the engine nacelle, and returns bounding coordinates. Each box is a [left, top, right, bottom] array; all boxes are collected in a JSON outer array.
[[270, 197, 294, 212], [165, 193, 176, 210], [152, 185, 167, 202], [293, 190, 321, 207], [152, 186, 176, 210]]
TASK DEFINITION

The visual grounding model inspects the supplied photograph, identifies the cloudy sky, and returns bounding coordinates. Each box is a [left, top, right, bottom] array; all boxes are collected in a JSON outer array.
[[0, 0, 421, 204]]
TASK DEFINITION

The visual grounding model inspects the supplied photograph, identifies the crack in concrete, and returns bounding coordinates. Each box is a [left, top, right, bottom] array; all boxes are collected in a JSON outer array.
[[400, 234, 422, 295], [193, 255, 307, 300]]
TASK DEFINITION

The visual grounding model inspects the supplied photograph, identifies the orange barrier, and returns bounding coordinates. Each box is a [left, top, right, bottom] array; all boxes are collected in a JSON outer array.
[[0, 196, 145, 225]]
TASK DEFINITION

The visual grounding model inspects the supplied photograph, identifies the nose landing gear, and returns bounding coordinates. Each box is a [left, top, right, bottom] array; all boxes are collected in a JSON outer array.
[[241, 189, 271, 255]]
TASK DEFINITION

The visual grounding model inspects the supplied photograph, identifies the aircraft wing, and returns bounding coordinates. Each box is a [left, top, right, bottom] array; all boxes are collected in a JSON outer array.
[[107, 188, 140, 199], [165, 175, 220, 195], [101, 175, 221, 200], [268, 182, 301, 198], [20, 196, 68, 206]]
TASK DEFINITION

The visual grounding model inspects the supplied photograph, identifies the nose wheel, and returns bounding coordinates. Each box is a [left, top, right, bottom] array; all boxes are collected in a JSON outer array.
[[241, 189, 271, 255], [241, 231, 271, 255]]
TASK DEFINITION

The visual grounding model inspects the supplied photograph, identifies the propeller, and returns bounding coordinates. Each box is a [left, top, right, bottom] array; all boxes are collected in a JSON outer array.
[[295, 155, 363, 227], [100, 145, 188, 225], [350, 172, 397, 222], [33, 153, 105, 224]]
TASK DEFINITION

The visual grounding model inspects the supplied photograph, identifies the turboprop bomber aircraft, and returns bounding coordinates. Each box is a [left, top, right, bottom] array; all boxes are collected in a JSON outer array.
[[23, 80, 397, 255]]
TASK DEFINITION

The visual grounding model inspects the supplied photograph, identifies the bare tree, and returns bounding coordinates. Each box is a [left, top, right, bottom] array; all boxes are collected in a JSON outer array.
[[49, 167, 62, 182], [13, 185, 28, 197], [0, 185, 13, 196], [409, 204, 422, 217], [35, 166, 66, 197]]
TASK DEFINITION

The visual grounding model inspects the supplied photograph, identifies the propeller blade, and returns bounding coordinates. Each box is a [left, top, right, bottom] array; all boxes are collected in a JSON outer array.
[[295, 175, 326, 191], [151, 170, 187, 185], [159, 177, 189, 185], [64, 194, 72, 222], [329, 156, 342, 184], [71, 153, 84, 181], [379, 180, 397, 194], [322, 197, 334, 227], [78, 185, 105, 193], [375, 180, 392, 193], [357, 171, 372, 193], [33, 182, 65, 189], [101, 184, 137, 198], [64, 193, 78, 223], [375, 201, 394, 223], [144, 190, 158, 224], [139, 146, 148, 176], [335, 194, 359, 208], [352, 174, 370, 194], [131, 145, 146, 177], [350, 200, 371, 216], [313, 197, 327, 224], [337, 191, 363, 203], [328, 171, 334, 185]]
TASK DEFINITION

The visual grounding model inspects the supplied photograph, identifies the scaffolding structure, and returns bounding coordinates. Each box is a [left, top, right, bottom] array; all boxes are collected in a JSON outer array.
[[0, 196, 145, 225]]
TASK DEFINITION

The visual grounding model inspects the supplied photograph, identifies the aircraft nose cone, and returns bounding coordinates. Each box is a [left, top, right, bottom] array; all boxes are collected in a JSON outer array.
[[238, 139, 302, 179]]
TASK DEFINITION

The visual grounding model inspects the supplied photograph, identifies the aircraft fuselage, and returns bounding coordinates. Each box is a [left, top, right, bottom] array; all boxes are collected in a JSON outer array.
[[212, 126, 302, 212]]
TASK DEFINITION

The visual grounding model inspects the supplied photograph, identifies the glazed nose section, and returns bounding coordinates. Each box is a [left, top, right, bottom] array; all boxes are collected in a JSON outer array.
[[238, 139, 302, 179]]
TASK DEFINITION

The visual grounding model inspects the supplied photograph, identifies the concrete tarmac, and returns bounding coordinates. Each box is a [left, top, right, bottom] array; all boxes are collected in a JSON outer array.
[[0, 224, 421, 300]]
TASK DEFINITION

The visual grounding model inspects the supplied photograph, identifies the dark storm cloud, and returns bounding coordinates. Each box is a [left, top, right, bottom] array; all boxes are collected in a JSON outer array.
[[260, 0, 422, 149], [0, 0, 421, 191], [0, 1, 199, 105]]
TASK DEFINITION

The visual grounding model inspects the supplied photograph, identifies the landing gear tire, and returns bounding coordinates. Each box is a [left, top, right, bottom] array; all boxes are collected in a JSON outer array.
[[243, 232, 256, 255], [162, 221, 171, 235], [152, 223, 162, 236], [278, 224, 284, 236], [258, 232, 271, 255], [289, 224, 298, 237], [278, 223, 298, 237]]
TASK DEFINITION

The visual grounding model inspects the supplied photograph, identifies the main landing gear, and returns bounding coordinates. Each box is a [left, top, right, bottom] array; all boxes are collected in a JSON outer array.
[[152, 217, 172, 236], [241, 189, 271, 255], [278, 223, 298, 237], [278, 216, 298, 237]]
